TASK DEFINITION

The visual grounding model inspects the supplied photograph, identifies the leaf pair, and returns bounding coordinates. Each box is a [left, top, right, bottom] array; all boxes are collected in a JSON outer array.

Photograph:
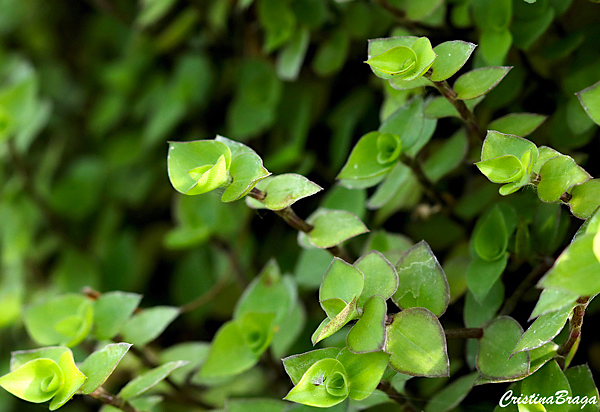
[[168, 135, 270, 202]]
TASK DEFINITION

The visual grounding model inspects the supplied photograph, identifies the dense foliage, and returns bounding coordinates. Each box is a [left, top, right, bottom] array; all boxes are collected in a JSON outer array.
[[1, 0, 600, 411]]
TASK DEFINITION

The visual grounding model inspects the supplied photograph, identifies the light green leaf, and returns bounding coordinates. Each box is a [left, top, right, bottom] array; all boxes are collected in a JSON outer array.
[[576, 80, 600, 125], [472, 205, 509, 261], [564, 365, 600, 412], [569, 179, 600, 219], [320, 257, 364, 304], [312, 297, 358, 345], [454, 67, 512, 100], [276, 27, 310, 81], [335, 349, 390, 400], [529, 288, 579, 320], [424, 372, 478, 412], [24, 294, 94, 347], [429, 40, 477, 81], [222, 152, 270, 202], [488, 113, 547, 137], [119, 361, 188, 400], [346, 295, 387, 353], [366, 162, 412, 209], [284, 358, 348, 408], [379, 96, 424, 154], [389, 76, 432, 91], [306, 209, 369, 249], [479, 28, 512, 66], [0, 358, 62, 404], [167, 140, 231, 195], [79, 343, 132, 394], [122, 306, 180, 346], [512, 304, 574, 355], [271, 303, 306, 358], [136, 0, 177, 28], [477, 317, 529, 380], [537, 155, 590, 203], [158, 342, 210, 385], [94, 291, 142, 340], [283, 348, 342, 386], [365, 46, 417, 76], [520, 361, 571, 412], [476, 155, 525, 184], [355, 251, 398, 306], [423, 96, 484, 119], [392, 241, 450, 316], [481, 130, 539, 162], [259, 174, 322, 210], [337, 132, 398, 182], [385, 307, 449, 377], [532, 146, 560, 175], [538, 233, 600, 296]]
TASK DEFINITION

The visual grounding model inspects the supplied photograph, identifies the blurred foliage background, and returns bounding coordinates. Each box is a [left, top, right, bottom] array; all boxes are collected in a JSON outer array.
[[1, 0, 600, 411]]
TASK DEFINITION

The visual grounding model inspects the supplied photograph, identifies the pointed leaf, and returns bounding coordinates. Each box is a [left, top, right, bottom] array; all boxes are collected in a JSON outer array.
[[79, 343, 132, 394], [355, 251, 398, 306], [222, 152, 270, 202], [477, 317, 529, 380], [538, 154, 591, 203], [476, 155, 524, 184], [119, 361, 188, 400], [481, 131, 538, 162], [122, 306, 179, 347], [284, 358, 348, 408], [576, 79, 600, 126], [94, 291, 142, 340], [424, 96, 484, 118], [259, 174, 322, 210], [454, 67, 512, 100], [336, 348, 390, 400], [283, 348, 342, 386], [320, 257, 364, 304], [429, 41, 477, 81], [312, 297, 358, 345], [512, 304, 574, 355], [385, 307, 449, 377], [564, 365, 600, 412], [424, 372, 478, 412], [520, 360, 571, 412], [307, 209, 369, 249], [392, 241, 450, 316], [337, 132, 397, 181], [569, 179, 600, 219], [488, 113, 547, 137], [530, 288, 579, 320], [464, 281, 504, 328], [466, 254, 508, 304], [347, 295, 387, 353]]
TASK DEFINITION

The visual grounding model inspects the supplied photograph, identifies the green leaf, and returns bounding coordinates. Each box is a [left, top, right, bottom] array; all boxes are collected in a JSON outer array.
[[136, 0, 177, 28], [337, 132, 398, 182], [234, 259, 292, 325], [564, 365, 600, 412], [306, 209, 369, 249], [385, 307, 449, 377], [404, 0, 444, 20], [283, 348, 341, 386], [472, 205, 509, 261], [312, 29, 349, 77], [512, 304, 574, 355], [335, 349, 390, 401], [477, 317, 529, 380], [488, 113, 547, 137], [476, 155, 525, 184], [158, 342, 210, 385], [355, 251, 398, 306], [392, 241, 450, 316], [464, 281, 504, 327], [167, 140, 231, 195], [312, 297, 358, 345], [94, 291, 142, 340], [569, 179, 600, 219], [346, 295, 387, 353], [276, 27, 310, 81], [424, 96, 484, 119], [537, 155, 591, 203], [294, 248, 334, 289], [379, 96, 424, 155], [366, 162, 412, 209], [320, 258, 364, 304], [532, 146, 560, 175], [576, 80, 600, 125], [529, 288, 579, 320], [365, 46, 418, 76], [481, 131, 539, 162], [520, 361, 571, 412], [454, 67, 512, 100], [79, 343, 132, 394], [466, 254, 508, 303], [122, 306, 180, 346], [389, 76, 432, 91], [228, 398, 288, 412], [423, 129, 468, 182], [271, 303, 306, 358], [222, 152, 270, 202], [24, 294, 94, 347], [119, 360, 188, 400], [0, 358, 62, 404], [538, 233, 600, 296], [366, 37, 435, 81], [429, 41, 477, 81], [479, 28, 512, 66], [529, 342, 559, 375], [284, 358, 348, 407], [257, 0, 295, 52], [259, 174, 322, 210], [424, 372, 478, 412]]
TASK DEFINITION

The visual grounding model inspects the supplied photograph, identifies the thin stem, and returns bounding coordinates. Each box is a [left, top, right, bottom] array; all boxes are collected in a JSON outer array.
[[557, 296, 589, 363], [248, 188, 352, 262], [377, 380, 419, 412], [88, 387, 140, 412], [444, 328, 483, 339], [499, 258, 554, 317], [428, 76, 485, 144]]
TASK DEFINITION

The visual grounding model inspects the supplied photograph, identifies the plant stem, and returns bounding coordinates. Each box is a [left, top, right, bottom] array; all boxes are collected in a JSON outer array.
[[499, 258, 554, 317], [428, 77, 485, 143], [557, 296, 589, 363], [400, 154, 448, 207], [377, 380, 419, 412], [88, 387, 140, 412], [248, 188, 352, 262], [444, 328, 483, 339]]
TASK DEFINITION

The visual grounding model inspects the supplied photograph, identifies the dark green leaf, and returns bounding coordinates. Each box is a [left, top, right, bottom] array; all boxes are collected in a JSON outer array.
[[453, 67, 512, 100], [520, 360, 571, 412], [512, 304, 574, 354]]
